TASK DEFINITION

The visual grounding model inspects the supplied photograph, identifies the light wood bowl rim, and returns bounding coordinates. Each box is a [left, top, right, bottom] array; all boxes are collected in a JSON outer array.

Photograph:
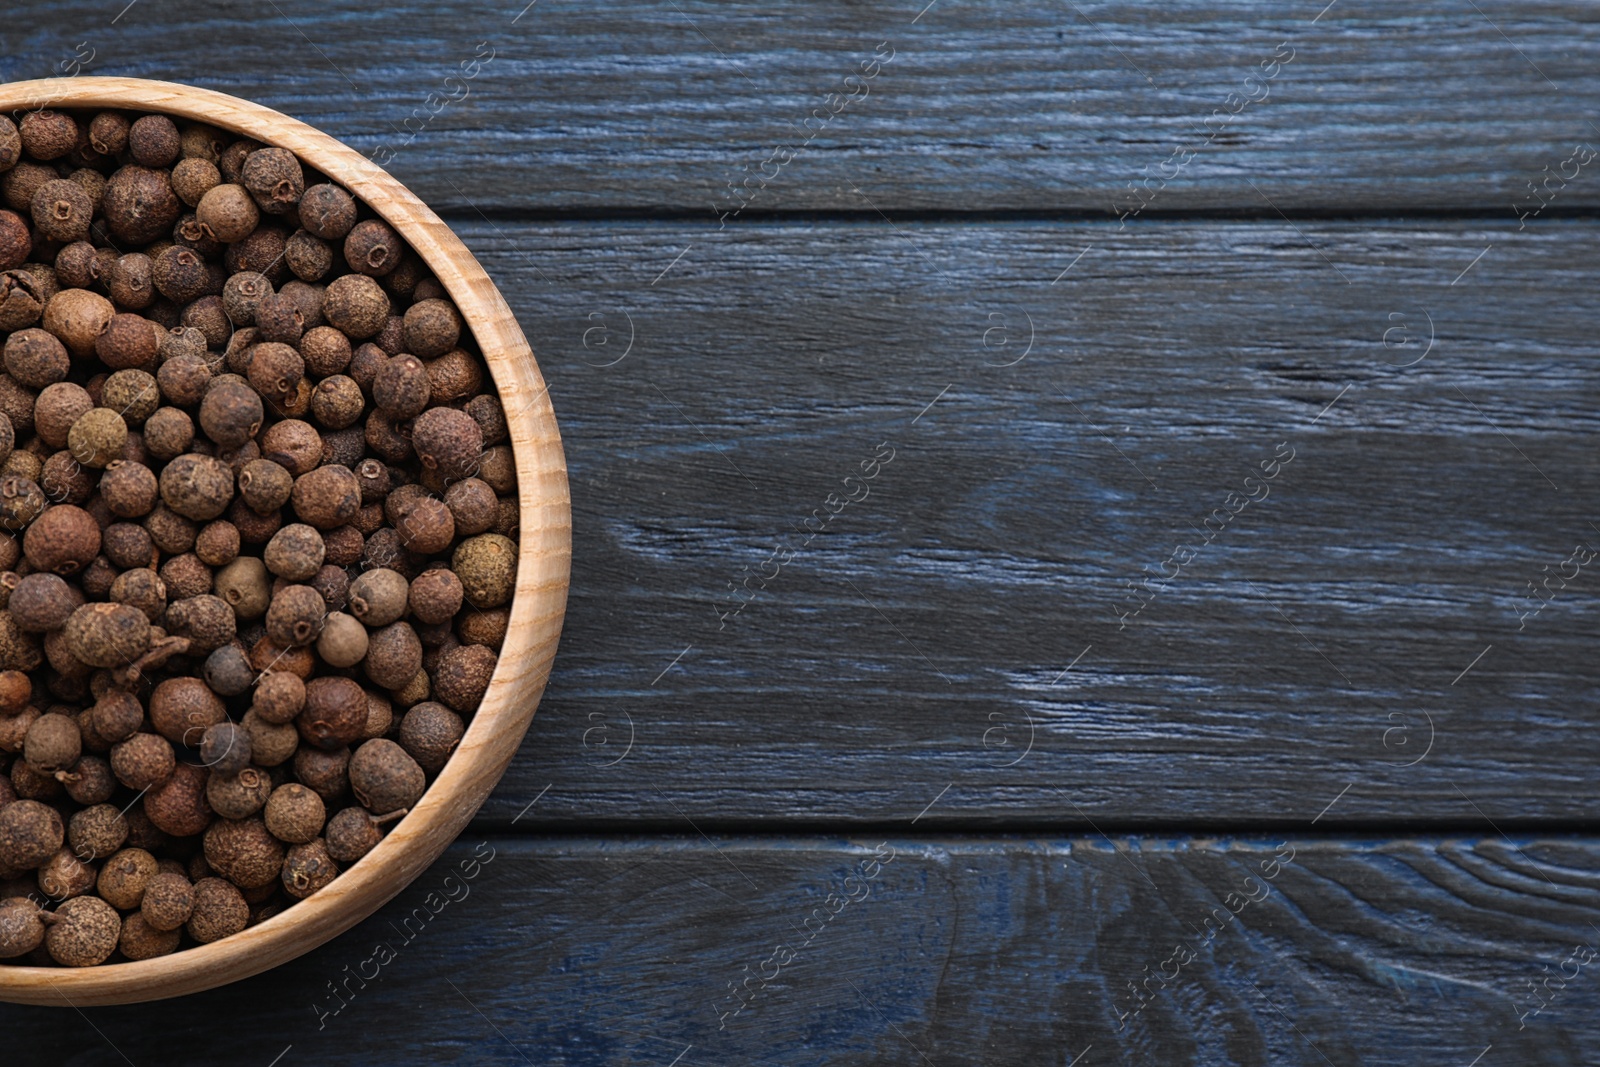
[[0, 77, 570, 1006]]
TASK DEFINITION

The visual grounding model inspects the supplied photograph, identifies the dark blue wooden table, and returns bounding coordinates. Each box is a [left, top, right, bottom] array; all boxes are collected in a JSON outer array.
[[4, 2, 1600, 1063]]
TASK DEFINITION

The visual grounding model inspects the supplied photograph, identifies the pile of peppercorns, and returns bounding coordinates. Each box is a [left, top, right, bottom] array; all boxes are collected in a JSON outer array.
[[0, 108, 519, 967]]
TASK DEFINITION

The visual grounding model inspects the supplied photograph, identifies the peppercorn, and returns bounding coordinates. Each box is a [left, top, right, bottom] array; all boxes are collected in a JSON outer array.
[[44, 893, 118, 966], [372, 354, 431, 419], [260, 420, 323, 478], [38, 846, 96, 901], [238, 345, 299, 411], [297, 183, 356, 239], [109, 732, 175, 793], [313, 611, 368, 670], [140, 870, 194, 931], [19, 110, 77, 160], [256, 522, 325, 584], [9, 572, 77, 633], [0, 896, 48, 959], [291, 464, 361, 529], [66, 408, 129, 470], [0, 474, 46, 532], [265, 584, 325, 649], [194, 182, 259, 244], [323, 273, 390, 339], [0, 799, 64, 869], [394, 495, 456, 556], [201, 815, 283, 890], [200, 721, 252, 776], [397, 702, 464, 775], [206, 765, 272, 821], [225, 224, 289, 283], [158, 452, 234, 521], [186, 875, 248, 943], [24, 711, 81, 773], [454, 534, 517, 609], [203, 643, 254, 697], [349, 568, 409, 629], [242, 147, 304, 214], [63, 601, 150, 668], [343, 219, 402, 276], [144, 761, 212, 837], [280, 837, 339, 900], [297, 675, 367, 751], [103, 165, 181, 246], [236, 710, 295, 771], [163, 592, 236, 654], [107, 568, 166, 626], [199, 378, 264, 449], [292, 744, 350, 804], [263, 782, 324, 845]]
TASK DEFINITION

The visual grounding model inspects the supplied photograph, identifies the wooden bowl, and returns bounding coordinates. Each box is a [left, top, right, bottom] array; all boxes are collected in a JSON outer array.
[[0, 78, 570, 1006]]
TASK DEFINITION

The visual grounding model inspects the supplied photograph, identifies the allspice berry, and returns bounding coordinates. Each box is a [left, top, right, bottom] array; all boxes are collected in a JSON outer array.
[[159, 451, 234, 521], [199, 721, 252, 775], [454, 533, 517, 608], [63, 601, 150, 668], [186, 876, 248, 943], [195, 183, 259, 243], [199, 378, 264, 449], [324, 806, 384, 864], [24, 711, 81, 773], [252, 669, 306, 725], [297, 675, 367, 750], [46, 894, 120, 966], [263, 783, 325, 845], [94, 312, 160, 371], [265, 583, 325, 647], [206, 766, 272, 820], [9, 571, 78, 632], [25, 503, 101, 575], [143, 761, 212, 837], [96, 847, 159, 910], [290, 463, 361, 529], [41, 289, 116, 360], [149, 676, 226, 746], [67, 803, 128, 861], [398, 702, 464, 775], [203, 816, 284, 889], [292, 744, 350, 803], [0, 799, 64, 869], [281, 838, 339, 900], [119, 911, 181, 960], [129, 114, 181, 168], [349, 738, 426, 815], [0, 897, 48, 958], [110, 732, 176, 791], [372, 354, 431, 419], [5, 328, 70, 389], [315, 610, 368, 668], [322, 273, 390, 339], [38, 846, 96, 901], [241, 147, 304, 214], [263, 522, 324, 581], [411, 406, 483, 482], [140, 871, 194, 931], [363, 621, 422, 691], [348, 567, 409, 628], [32, 179, 94, 244], [67, 407, 128, 469]]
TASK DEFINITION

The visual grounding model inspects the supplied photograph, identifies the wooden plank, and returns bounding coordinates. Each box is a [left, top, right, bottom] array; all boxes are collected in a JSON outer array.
[[440, 216, 1600, 828], [3, 1, 1599, 213], [4, 836, 1598, 1061]]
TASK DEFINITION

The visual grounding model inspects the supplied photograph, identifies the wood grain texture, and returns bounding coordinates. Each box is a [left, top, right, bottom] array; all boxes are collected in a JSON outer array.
[[1, 1, 1598, 214], [0, 78, 571, 1006], [3, 835, 1598, 1064], [451, 216, 1600, 829]]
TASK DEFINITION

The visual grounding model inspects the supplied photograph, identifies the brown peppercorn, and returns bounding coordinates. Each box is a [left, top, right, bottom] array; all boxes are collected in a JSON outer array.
[[283, 228, 333, 282], [247, 341, 305, 404], [199, 378, 264, 448], [259, 420, 322, 478], [0, 897, 47, 958], [97, 847, 160, 910], [281, 837, 339, 900], [65, 408, 128, 470], [348, 568, 409, 628], [19, 110, 77, 160], [0, 799, 64, 869], [200, 721, 252, 776], [186, 876, 248, 943], [298, 184, 357, 240], [254, 292, 306, 346], [148, 675, 226, 747], [163, 592, 236, 654], [202, 815, 284, 889], [41, 449, 94, 506], [372, 354, 431, 420], [322, 273, 390, 339], [32, 179, 94, 244], [110, 732, 175, 791], [210, 559, 269, 625], [142, 407, 195, 462], [433, 643, 499, 713], [0, 474, 46, 531], [362, 621, 422, 693], [67, 803, 128, 861], [195, 182, 259, 243], [106, 251, 155, 310], [104, 165, 181, 246], [109, 567, 167, 623], [144, 502, 197, 555], [293, 744, 350, 803], [140, 871, 194, 931], [128, 114, 181, 167], [41, 290, 114, 363], [315, 611, 369, 669], [307, 375, 364, 432], [291, 463, 361, 530], [118, 911, 181, 960], [144, 761, 212, 837], [10, 572, 77, 632], [453, 533, 517, 609], [4, 328, 69, 390], [46, 894, 120, 966], [348, 737, 425, 815], [397, 702, 464, 775], [393, 495, 456, 556], [265, 583, 326, 649], [242, 147, 304, 214], [158, 552, 212, 600], [263, 782, 325, 844], [240, 709, 297, 767], [443, 478, 499, 537], [62, 600, 149, 669], [171, 156, 221, 208], [261, 522, 325, 583], [343, 219, 403, 276], [158, 452, 234, 522], [202, 643, 253, 697], [297, 675, 368, 751], [206, 766, 273, 820], [151, 245, 213, 305], [242, 672, 302, 730], [24, 711, 81, 773], [323, 806, 386, 864], [38, 846, 96, 901]]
